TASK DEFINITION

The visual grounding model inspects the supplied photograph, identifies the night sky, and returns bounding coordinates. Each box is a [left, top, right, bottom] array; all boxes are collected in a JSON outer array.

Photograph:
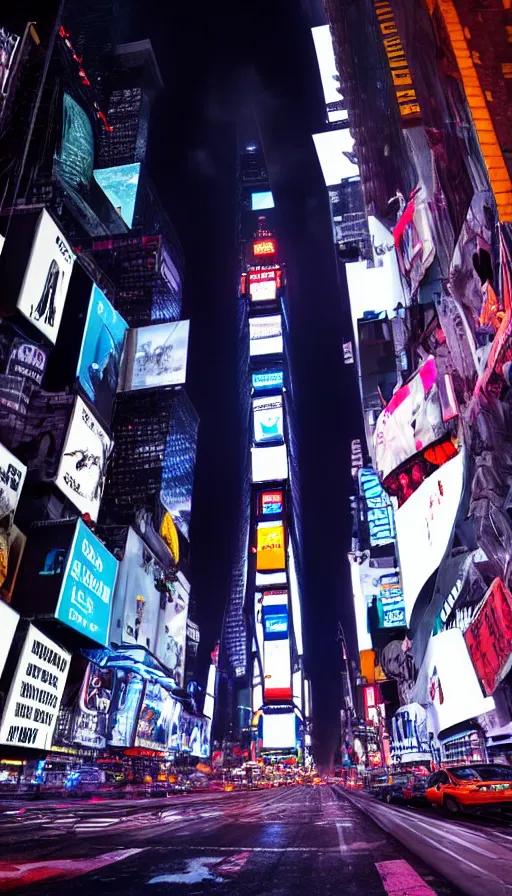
[[128, 0, 361, 764]]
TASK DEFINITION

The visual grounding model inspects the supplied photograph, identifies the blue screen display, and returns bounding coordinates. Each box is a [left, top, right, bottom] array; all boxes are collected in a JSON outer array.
[[94, 163, 141, 228], [251, 191, 275, 211], [263, 605, 289, 640], [76, 284, 128, 423], [252, 370, 284, 392], [55, 519, 118, 646]]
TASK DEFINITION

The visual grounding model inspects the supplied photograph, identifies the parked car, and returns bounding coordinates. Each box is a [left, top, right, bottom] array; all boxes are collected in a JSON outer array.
[[425, 764, 512, 814], [369, 771, 428, 805]]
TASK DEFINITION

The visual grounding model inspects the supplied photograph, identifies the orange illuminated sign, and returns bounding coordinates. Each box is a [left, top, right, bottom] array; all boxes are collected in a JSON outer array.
[[256, 524, 286, 571], [253, 239, 277, 257]]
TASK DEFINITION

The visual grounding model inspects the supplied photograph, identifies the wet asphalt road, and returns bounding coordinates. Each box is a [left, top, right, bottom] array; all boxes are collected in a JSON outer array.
[[0, 784, 510, 895]]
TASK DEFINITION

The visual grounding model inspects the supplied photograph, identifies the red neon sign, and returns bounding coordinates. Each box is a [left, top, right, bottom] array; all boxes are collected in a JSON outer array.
[[253, 239, 276, 257]]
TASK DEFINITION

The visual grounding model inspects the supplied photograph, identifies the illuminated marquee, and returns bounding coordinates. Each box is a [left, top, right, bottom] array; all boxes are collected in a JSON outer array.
[[373, 1, 421, 124], [253, 239, 277, 257], [261, 490, 283, 515], [248, 268, 282, 302]]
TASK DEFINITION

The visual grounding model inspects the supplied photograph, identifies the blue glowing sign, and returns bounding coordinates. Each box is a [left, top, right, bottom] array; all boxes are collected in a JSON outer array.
[[55, 519, 118, 645], [263, 605, 289, 640], [358, 468, 396, 546], [252, 370, 284, 392], [93, 163, 141, 228], [76, 284, 128, 423], [251, 191, 275, 211]]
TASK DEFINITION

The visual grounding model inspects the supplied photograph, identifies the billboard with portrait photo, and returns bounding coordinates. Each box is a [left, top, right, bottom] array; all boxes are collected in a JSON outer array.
[[110, 528, 161, 655], [134, 680, 176, 752], [156, 577, 188, 687], [16, 210, 74, 344], [77, 284, 128, 423], [55, 396, 112, 520], [0, 442, 26, 518], [72, 661, 114, 750]]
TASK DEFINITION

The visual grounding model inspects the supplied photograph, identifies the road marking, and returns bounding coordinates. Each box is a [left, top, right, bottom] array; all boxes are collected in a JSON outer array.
[[335, 822, 346, 853], [0, 848, 144, 891], [149, 857, 222, 886], [376, 860, 437, 895], [409, 817, 500, 859]]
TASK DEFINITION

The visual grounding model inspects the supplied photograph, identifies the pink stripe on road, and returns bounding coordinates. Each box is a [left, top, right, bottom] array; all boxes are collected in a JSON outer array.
[[0, 849, 144, 891], [376, 859, 437, 895]]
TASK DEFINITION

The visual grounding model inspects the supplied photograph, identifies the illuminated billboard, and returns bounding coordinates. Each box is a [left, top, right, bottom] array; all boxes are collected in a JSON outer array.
[[253, 238, 277, 257], [311, 25, 342, 106], [251, 444, 288, 483], [110, 528, 161, 656], [375, 357, 449, 480], [76, 284, 128, 423], [251, 191, 275, 211], [313, 130, 359, 186], [263, 639, 292, 702], [55, 519, 118, 646], [119, 320, 190, 391], [156, 575, 189, 688], [262, 712, 296, 749], [93, 163, 141, 229], [135, 681, 176, 752], [0, 601, 18, 678], [72, 662, 114, 750], [16, 209, 74, 344], [0, 442, 26, 517], [395, 451, 465, 624], [248, 268, 282, 303], [54, 92, 94, 191], [6, 339, 47, 386], [0, 624, 70, 750], [252, 369, 284, 392], [55, 396, 112, 521], [256, 522, 286, 572], [253, 395, 283, 444], [358, 468, 396, 546], [262, 603, 289, 640], [260, 489, 283, 515], [249, 315, 282, 357], [464, 578, 512, 696]]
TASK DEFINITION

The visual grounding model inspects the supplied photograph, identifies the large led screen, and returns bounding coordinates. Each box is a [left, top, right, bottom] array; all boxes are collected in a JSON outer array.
[[135, 681, 176, 752], [76, 284, 128, 422], [262, 712, 296, 750], [6, 339, 48, 386], [263, 638, 292, 701], [262, 603, 289, 640], [253, 395, 283, 444], [358, 468, 396, 546], [110, 528, 161, 654], [256, 522, 286, 572], [0, 624, 70, 750], [464, 578, 512, 696], [0, 442, 26, 517], [0, 600, 18, 679], [395, 452, 465, 624], [251, 444, 288, 483], [252, 370, 284, 392], [180, 712, 211, 758], [16, 209, 74, 344], [93, 163, 141, 229], [55, 396, 112, 520], [55, 519, 118, 646], [108, 671, 144, 748], [375, 357, 447, 480], [54, 93, 94, 191], [251, 191, 275, 211], [0, 28, 19, 96], [311, 25, 342, 106], [119, 320, 190, 391], [260, 489, 283, 515], [313, 130, 359, 186], [72, 661, 114, 750], [156, 576, 189, 688], [249, 315, 282, 357]]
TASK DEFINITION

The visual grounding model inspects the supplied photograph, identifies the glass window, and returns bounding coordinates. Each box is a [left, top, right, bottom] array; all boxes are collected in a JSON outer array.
[[438, 771, 451, 784]]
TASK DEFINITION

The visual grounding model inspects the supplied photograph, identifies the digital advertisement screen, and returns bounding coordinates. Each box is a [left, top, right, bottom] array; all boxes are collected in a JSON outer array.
[[110, 528, 161, 655], [180, 712, 211, 758], [54, 92, 94, 191], [358, 468, 396, 546], [253, 238, 277, 257], [0, 525, 26, 605], [253, 395, 283, 444], [16, 209, 74, 344], [135, 681, 176, 752], [263, 638, 292, 702], [76, 284, 128, 423], [311, 25, 342, 106], [375, 357, 447, 480], [55, 396, 112, 520], [55, 519, 118, 646], [262, 712, 296, 750], [93, 163, 141, 229], [464, 577, 512, 696], [251, 444, 288, 483], [6, 339, 47, 386], [251, 191, 275, 211], [262, 604, 289, 640], [261, 489, 283, 515], [313, 129, 359, 186], [252, 369, 284, 392], [0, 624, 70, 750], [0, 600, 18, 678], [156, 576, 189, 688], [119, 320, 190, 391], [248, 268, 281, 303], [0, 442, 26, 517], [0, 28, 19, 96], [108, 670, 145, 748], [395, 451, 465, 624], [72, 661, 114, 750], [256, 522, 286, 572], [249, 315, 283, 357]]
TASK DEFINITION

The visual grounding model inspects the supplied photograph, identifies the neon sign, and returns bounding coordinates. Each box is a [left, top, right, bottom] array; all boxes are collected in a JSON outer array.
[[253, 239, 277, 257]]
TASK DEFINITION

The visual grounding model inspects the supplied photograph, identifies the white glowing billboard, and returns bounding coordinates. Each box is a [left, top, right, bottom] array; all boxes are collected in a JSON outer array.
[[313, 130, 359, 186], [263, 638, 292, 702], [55, 396, 112, 521], [251, 444, 288, 483], [253, 395, 283, 444], [262, 712, 296, 750], [249, 315, 283, 357], [311, 25, 342, 106], [251, 191, 275, 211], [395, 451, 465, 624]]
